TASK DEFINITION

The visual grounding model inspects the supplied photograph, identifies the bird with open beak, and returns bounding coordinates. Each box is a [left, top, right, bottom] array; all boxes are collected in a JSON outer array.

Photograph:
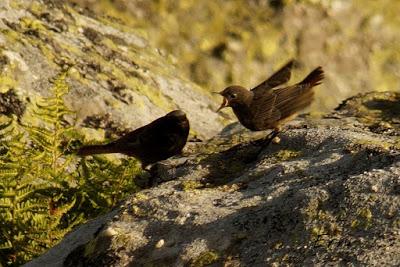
[[215, 60, 324, 146]]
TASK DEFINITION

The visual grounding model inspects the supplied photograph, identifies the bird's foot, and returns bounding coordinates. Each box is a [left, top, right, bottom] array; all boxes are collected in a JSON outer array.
[[261, 130, 280, 148], [244, 131, 281, 163]]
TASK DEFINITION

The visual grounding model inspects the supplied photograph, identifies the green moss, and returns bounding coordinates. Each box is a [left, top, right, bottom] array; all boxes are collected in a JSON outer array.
[[28, 2, 48, 17], [309, 215, 341, 244], [304, 199, 343, 247], [19, 17, 47, 33], [133, 192, 149, 201], [0, 74, 18, 93], [181, 180, 204, 191], [130, 205, 147, 216], [118, 72, 175, 111], [190, 251, 220, 267], [346, 133, 400, 152], [351, 207, 373, 230], [275, 149, 302, 161], [1, 29, 21, 44], [77, 43, 176, 111], [0, 61, 18, 93], [79, 127, 106, 142], [101, 37, 120, 51], [9, 0, 23, 9], [58, 41, 84, 57], [359, 207, 373, 220], [37, 42, 57, 63]]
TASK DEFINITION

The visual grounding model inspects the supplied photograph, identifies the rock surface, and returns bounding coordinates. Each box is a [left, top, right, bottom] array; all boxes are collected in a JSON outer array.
[[69, 0, 400, 112], [27, 92, 400, 266], [0, 0, 226, 139]]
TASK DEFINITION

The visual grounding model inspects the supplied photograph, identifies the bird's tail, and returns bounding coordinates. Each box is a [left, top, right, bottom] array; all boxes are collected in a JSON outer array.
[[298, 66, 324, 87], [77, 144, 117, 156], [271, 66, 324, 121]]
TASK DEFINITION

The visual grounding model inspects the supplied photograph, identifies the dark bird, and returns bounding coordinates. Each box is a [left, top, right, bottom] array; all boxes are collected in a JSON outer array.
[[77, 110, 190, 168], [216, 60, 324, 145]]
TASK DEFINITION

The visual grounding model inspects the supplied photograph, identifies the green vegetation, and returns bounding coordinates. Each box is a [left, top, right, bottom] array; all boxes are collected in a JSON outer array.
[[0, 71, 141, 265], [351, 207, 373, 230], [181, 180, 205, 191], [275, 149, 302, 161], [190, 250, 220, 267]]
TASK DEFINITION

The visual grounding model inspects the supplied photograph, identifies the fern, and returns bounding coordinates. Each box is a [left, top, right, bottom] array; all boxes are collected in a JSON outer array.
[[0, 72, 78, 265], [0, 70, 142, 265], [24, 71, 75, 185], [0, 117, 49, 265], [73, 156, 140, 217]]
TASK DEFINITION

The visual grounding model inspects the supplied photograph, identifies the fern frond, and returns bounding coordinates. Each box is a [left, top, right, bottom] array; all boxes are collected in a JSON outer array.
[[24, 125, 53, 140], [0, 169, 19, 179], [0, 240, 12, 250], [0, 70, 141, 265]]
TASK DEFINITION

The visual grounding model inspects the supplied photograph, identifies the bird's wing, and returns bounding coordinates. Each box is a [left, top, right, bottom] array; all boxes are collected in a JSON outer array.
[[113, 113, 171, 149], [112, 127, 143, 150], [251, 83, 314, 128], [251, 60, 294, 95], [251, 91, 281, 127], [163, 132, 183, 152], [131, 119, 179, 150]]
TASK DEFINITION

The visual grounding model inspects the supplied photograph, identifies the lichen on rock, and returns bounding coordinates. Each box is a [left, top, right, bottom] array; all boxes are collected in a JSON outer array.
[[0, 0, 226, 141]]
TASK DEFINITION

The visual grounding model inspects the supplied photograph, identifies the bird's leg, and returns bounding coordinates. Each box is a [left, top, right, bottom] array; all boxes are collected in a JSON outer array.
[[254, 128, 282, 154], [244, 130, 280, 163], [249, 128, 280, 148], [244, 129, 282, 163], [262, 129, 280, 147], [138, 163, 158, 188]]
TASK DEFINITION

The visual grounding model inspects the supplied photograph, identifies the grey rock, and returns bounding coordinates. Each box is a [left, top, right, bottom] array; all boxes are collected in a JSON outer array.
[[27, 92, 400, 267], [0, 0, 227, 139]]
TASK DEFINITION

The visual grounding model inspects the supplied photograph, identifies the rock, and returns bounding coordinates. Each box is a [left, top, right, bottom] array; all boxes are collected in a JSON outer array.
[[0, 0, 227, 139], [26, 92, 400, 266], [68, 0, 400, 112], [333, 91, 400, 136]]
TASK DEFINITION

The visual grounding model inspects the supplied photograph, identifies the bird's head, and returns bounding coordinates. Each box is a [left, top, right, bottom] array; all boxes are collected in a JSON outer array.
[[166, 110, 187, 119], [215, 86, 252, 112], [166, 110, 189, 127]]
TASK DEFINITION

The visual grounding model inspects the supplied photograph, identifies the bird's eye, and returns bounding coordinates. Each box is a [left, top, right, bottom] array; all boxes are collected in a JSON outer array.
[[230, 93, 237, 99]]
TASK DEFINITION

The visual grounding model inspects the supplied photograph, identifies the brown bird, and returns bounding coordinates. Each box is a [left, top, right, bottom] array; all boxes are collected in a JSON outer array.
[[216, 60, 324, 145], [77, 110, 190, 168]]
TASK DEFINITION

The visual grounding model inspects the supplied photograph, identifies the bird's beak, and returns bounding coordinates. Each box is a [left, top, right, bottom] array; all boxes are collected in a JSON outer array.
[[216, 97, 228, 112]]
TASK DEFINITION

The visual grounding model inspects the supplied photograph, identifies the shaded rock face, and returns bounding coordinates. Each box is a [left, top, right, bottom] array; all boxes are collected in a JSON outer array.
[[0, 89, 25, 117], [0, 0, 225, 139], [27, 92, 400, 266]]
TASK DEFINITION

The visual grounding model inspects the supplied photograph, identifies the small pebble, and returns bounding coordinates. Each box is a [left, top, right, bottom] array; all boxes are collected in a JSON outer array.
[[155, 239, 165, 248], [101, 227, 117, 237]]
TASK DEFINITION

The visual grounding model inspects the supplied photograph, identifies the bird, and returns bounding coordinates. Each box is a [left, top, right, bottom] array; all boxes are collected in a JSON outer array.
[[216, 60, 324, 146], [77, 110, 190, 168]]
